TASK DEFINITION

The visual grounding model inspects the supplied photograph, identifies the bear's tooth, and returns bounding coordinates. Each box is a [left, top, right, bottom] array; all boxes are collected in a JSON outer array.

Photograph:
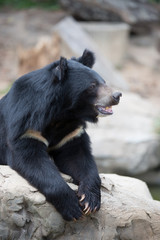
[[105, 106, 111, 110]]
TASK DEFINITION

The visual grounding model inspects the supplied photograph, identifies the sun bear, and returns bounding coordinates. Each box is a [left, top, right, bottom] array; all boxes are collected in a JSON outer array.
[[0, 50, 121, 221]]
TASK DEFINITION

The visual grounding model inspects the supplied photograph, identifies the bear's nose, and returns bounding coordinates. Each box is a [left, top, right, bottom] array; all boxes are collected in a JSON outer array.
[[112, 92, 122, 103]]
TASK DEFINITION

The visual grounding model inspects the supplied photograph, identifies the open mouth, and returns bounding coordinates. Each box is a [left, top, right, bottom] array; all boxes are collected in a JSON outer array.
[[96, 105, 113, 116]]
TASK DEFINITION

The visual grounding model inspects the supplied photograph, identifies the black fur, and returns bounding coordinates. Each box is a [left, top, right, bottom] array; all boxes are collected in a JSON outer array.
[[0, 49, 116, 221], [72, 49, 95, 68]]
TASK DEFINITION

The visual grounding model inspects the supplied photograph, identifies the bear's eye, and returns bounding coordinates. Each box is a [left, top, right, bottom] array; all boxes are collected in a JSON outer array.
[[89, 82, 96, 90]]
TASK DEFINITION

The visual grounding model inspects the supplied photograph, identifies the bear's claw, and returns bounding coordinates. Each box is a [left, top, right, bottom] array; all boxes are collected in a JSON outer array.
[[79, 194, 85, 202]]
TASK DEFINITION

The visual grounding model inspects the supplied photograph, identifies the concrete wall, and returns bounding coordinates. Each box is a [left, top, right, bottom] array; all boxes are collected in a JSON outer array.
[[81, 22, 130, 67]]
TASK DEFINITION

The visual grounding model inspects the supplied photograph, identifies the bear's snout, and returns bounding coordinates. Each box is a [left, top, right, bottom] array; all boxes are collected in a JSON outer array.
[[112, 92, 122, 105]]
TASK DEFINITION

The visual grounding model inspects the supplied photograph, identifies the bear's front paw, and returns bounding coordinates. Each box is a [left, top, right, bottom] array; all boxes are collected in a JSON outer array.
[[78, 183, 101, 215], [52, 188, 83, 221]]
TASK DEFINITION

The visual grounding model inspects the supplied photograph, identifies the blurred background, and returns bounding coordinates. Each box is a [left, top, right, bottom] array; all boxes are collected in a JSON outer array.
[[0, 0, 160, 199]]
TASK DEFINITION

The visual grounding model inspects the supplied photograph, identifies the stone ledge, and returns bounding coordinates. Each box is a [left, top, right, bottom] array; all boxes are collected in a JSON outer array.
[[0, 166, 160, 240]]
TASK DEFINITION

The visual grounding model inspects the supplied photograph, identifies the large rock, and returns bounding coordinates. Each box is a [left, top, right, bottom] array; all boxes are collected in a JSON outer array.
[[0, 166, 160, 240], [54, 16, 128, 90], [60, 0, 160, 33], [87, 92, 160, 177]]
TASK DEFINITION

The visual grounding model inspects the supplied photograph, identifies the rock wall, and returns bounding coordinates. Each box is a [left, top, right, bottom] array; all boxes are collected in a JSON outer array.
[[0, 166, 160, 240]]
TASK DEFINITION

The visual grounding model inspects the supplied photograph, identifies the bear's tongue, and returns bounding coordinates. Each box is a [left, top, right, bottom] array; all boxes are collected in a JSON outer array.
[[97, 106, 113, 115]]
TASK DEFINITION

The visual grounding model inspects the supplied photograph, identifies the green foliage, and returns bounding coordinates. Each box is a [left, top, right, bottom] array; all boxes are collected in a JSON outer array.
[[149, 186, 160, 201], [0, 0, 60, 10]]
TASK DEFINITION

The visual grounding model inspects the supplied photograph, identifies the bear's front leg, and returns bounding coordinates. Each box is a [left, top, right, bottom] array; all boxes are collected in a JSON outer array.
[[9, 138, 83, 221], [52, 132, 101, 216], [77, 168, 101, 215]]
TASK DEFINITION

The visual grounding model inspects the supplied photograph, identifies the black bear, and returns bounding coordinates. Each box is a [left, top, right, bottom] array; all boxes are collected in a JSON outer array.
[[0, 50, 121, 221]]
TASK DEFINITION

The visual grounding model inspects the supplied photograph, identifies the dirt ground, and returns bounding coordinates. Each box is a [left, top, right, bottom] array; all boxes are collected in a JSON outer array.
[[0, 8, 160, 100]]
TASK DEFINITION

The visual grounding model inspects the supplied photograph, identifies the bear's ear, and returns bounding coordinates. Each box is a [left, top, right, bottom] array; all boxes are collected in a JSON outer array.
[[54, 57, 68, 82], [78, 49, 95, 68]]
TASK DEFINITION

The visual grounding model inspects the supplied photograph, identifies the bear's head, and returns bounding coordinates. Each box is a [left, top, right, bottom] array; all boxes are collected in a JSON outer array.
[[51, 49, 122, 123]]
